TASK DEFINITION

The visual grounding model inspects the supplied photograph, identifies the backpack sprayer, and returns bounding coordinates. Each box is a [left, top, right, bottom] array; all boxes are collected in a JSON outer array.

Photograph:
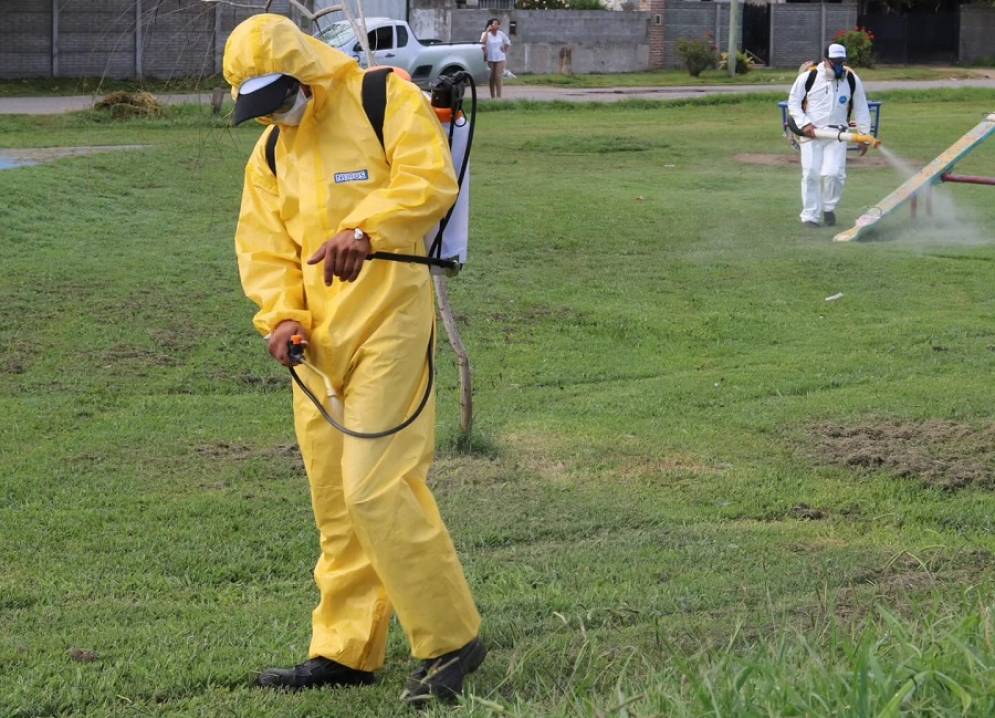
[[367, 70, 477, 276], [286, 69, 477, 439]]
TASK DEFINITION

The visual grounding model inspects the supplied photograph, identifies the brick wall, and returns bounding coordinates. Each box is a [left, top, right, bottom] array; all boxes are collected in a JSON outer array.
[[643, 0, 665, 70]]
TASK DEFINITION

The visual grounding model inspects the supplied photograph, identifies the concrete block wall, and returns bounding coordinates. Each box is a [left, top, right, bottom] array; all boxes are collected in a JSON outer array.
[[410, 7, 453, 42], [0, 0, 295, 80], [3, 0, 988, 80], [419, 8, 650, 74], [662, 0, 735, 69], [768, 3, 858, 69], [140, 2, 216, 80], [1, 1, 54, 77], [959, 5, 995, 64], [60, 1, 137, 77]]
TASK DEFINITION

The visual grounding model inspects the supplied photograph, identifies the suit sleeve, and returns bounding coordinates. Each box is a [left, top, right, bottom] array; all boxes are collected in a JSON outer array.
[[787, 73, 812, 131], [851, 74, 871, 135], [336, 76, 459, 253], [234, 127, 311, 337]]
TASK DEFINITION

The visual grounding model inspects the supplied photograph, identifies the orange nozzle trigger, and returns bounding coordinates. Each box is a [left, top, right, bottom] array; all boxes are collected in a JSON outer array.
[[291, 334, 305, 346]]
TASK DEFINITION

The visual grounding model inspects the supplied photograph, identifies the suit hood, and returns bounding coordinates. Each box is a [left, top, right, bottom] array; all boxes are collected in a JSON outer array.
[[224, 14, 358, 105]]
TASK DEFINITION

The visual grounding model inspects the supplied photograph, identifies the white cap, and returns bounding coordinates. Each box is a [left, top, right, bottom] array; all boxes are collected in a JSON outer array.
[[239, 72, 283, 95], [827, 43, 847, 60]]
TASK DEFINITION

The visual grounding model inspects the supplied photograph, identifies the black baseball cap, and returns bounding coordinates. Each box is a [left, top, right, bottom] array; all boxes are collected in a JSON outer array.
[[233, 73, 299, 125]]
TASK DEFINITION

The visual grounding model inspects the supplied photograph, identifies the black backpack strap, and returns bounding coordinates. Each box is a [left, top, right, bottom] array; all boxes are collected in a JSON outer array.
[[846, 70, 856, 121], [362, 67, 393, 151], [264, 70, 390, 178], [265, 125, 280, 176], [801, 67, 817, 111], [804, 67, 818, 93]]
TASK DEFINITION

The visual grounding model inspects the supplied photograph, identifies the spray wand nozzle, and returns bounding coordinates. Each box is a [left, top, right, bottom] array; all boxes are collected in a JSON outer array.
[[288, 334, 307, 366], [286, 335, 338, 401]]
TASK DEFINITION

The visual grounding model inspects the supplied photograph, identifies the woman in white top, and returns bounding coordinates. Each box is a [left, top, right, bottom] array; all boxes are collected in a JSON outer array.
[[480, 18, 511, 99]]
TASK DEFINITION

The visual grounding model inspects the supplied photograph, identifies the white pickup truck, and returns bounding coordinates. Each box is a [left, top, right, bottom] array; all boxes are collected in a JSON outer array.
[[317, 18, 489, 90]]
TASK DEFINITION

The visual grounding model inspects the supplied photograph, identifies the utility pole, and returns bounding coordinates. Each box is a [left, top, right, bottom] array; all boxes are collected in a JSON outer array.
[[727, 0, 739, 77]]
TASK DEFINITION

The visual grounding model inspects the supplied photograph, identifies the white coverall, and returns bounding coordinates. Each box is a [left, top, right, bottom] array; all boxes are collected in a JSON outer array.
[[787, 63, 870, 224]]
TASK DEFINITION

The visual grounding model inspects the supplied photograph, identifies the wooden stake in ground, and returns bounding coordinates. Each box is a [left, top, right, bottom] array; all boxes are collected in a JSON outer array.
[[211, 87, 225, 116], [433, 275, 472, 437]]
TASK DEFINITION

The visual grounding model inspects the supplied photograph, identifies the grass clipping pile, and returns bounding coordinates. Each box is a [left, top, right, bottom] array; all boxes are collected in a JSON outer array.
[[812, 419, 995, 490], [94, 91, 163, 119]]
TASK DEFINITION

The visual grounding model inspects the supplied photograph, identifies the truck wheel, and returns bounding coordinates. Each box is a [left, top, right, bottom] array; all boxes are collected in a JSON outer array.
[[441, 65, 465, 78]]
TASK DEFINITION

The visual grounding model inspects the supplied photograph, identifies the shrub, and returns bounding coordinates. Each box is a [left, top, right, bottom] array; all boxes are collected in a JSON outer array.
[[719, 50, 755, 75], [834, 27, 875, 68], [677, 35, 719, 77]]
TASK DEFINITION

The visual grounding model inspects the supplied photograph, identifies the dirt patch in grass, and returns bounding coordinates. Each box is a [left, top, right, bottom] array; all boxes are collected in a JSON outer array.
[[846, 549, 993, 595], [830, 549, 995, 622], [432, 454, 509, 488], [195, 442, 301, 465], [1, 357, 25, 375], [519, 134, 670, 154], [0, 145, 148, 165], [97, 347, 179, 369], [811, 419, 995, 489], [619, 453, 728, 479], [788, 503, 827, 520], [67, 648, 99, 663], [487, 305, 592, 326], [735, 153, 889, 169]]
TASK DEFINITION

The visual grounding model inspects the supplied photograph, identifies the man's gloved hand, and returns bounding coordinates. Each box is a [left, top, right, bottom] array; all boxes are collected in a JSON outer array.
[[269, 320, 309, 367], [307, 229, 372, 286], [802, 123, 816, 139]]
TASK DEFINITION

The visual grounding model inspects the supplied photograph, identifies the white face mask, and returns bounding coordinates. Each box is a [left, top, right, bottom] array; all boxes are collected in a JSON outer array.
[[270, 88, 310, 126]]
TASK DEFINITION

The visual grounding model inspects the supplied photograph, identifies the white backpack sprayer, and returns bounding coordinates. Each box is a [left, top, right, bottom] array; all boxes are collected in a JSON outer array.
[[262, 0, 477, 439]]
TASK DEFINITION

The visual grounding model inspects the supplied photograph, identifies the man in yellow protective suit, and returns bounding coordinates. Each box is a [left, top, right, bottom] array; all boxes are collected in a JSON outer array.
[[223, 13, 484, 706]]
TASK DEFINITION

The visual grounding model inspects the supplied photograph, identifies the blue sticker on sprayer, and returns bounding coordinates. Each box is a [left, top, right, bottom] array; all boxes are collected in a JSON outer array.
[[839, 96, 849, 105]]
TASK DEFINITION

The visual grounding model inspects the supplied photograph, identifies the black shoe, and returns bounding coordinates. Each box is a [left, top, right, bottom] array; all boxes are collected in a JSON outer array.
[[803, 221, 821, 228], [823, 211, 837, 226], [401, 638, 487, 706], [257, 656, 375, 690]]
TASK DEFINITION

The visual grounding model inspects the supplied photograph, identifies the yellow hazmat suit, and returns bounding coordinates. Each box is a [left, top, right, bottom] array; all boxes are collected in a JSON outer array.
[[225, 14, 480, 669]]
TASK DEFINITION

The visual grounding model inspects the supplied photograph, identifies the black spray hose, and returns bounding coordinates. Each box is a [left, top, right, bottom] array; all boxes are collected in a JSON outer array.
[[289, 330, 435, 440]]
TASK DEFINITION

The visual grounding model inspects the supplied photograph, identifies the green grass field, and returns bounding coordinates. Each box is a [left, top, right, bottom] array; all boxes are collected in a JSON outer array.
[[2, 90, 995, 717]]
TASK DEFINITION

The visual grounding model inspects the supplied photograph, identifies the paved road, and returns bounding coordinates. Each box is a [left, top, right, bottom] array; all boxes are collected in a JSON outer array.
[[1, 78, 993, 114]]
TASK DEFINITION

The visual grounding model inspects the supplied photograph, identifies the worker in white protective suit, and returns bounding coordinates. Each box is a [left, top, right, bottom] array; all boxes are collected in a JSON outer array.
[[224, 14, 484, 708], [787, 43, 871, 228]]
